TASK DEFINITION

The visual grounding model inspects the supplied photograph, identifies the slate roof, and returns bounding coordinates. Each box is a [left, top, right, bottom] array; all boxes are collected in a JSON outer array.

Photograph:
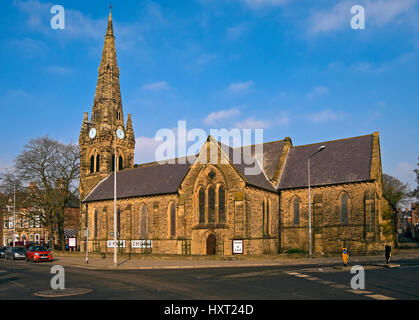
[[278, 134, 374, 190], [83, 162, 191, 202], [83, 134, 376, 202]]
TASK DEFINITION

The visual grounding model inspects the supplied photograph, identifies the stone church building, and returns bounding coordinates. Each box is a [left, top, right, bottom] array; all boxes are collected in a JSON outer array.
[[79, 10, 395, 256]]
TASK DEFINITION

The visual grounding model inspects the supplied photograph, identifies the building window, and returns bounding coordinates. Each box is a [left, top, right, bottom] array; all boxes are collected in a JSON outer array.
[[265, 200, 270, 236], [35, 234, 40, 243], [208, 186, 216, 223], [341, 193, 349, 225], [218, 186, 226, 223], [293, 197, 300, 225], [199, 188, 205, 224], [170, 203, 176, 238], [94, 209, 98, 238], [119, 156, 123, 171], [90, 155, 95, 173], [112, 154, 116, 172], [140, 204, 147, 239], [35, 216, 40, 228], [96, 154, 100, 172], [262, 200, 265, 235], [117, 208, 121, 236]]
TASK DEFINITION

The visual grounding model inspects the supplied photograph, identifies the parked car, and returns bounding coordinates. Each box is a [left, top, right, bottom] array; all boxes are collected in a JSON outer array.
[[0, 246, 6, 258], [26, 246, 53, 263], [5, 247, 27, 260]]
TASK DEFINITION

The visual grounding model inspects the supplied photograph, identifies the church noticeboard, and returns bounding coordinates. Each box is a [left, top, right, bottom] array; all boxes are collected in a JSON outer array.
[[233, 240, 243, 255], [131, 240, 152, 249], [107, 240, 126, 248]]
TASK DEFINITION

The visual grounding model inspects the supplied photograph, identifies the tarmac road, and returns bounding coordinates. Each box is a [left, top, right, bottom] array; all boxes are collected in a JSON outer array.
[[0, 256, 418, 300]]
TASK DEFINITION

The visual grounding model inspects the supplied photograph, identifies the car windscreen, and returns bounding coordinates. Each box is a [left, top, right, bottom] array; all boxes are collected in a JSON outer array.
[[33, 246, 48, 252], [13, 247, 26, 253]]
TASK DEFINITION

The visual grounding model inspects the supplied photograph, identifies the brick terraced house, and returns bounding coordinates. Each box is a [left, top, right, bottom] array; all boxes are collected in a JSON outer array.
[[79, 10, 395, 256]]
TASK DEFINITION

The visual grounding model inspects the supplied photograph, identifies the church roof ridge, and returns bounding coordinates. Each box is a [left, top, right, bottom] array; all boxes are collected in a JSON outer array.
[[292, 132, 375, 149]]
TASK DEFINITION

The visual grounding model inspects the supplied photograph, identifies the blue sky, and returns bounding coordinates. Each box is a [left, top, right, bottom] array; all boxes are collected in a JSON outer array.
[[0, 0, 418, 188]]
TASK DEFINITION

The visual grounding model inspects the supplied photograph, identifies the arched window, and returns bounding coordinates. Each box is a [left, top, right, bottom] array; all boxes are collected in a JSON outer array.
[[119, 156, 123, 171], [208, 186, 216, 223], [94, 209, 98, 238], [96, 154, 100, 173], [117, 208, 121, 236], [293, 197, 300, 225], [112, 154, 115, 172], [262, 200, 266, 235], [341, 193, 349, 225], [199, 188, 205, 224], [90, 155, 95, 173], [170, 203, 176, 238], [140, 204, 147, 239], [266, 200, 270, 236], [218, 186, 226, 223]]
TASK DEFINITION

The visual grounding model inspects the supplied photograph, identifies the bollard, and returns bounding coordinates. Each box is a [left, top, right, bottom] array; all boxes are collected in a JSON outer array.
[[385, 245, 391, 264], [342, 247, 349, 266]]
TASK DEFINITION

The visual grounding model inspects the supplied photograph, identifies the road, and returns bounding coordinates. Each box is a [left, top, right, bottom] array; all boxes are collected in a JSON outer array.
[[0, 257, 418, 300]]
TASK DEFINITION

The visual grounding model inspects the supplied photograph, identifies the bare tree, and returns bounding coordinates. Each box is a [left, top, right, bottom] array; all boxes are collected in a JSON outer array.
[[14, 136, 80, 250]]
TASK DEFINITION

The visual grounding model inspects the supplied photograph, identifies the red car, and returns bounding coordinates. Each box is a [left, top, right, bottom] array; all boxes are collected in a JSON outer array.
[[26, 245, 53, 263]]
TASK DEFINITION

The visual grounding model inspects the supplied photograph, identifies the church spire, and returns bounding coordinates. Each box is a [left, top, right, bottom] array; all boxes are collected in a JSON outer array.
[[91, 7, 123, 127]]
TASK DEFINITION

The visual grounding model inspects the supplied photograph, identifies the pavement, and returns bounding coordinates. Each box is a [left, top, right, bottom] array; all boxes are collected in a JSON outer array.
[[50, 249, 419, 270]]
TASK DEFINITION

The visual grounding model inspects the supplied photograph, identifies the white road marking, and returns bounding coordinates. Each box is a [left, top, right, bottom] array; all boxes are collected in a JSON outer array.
[[366, 294, 396, 300]]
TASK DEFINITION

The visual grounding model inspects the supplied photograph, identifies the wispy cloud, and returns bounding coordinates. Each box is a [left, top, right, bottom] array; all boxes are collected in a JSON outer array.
[[226, 81, 255, 94], [240, 0, 289, 10], [141, 81, 171, 92], [46, 66, 73, 76], [204, 108, 241, 126], [134, 136, 162, 164], [307, 86, 329, 99], [225, 24, 248, 41], [234, 117, 270, 129], [307, 0, 418, 35], [306, 110, 346, 123]]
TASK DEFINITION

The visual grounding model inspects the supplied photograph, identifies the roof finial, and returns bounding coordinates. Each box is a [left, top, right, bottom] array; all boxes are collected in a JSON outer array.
[[110, 2, 112, 10]]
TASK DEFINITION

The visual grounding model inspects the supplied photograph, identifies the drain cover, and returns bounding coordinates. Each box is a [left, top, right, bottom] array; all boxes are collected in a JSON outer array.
[[34, 288, 92, 298]]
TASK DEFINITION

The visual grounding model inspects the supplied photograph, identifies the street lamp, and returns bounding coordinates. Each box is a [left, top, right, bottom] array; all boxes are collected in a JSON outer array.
[[114, 126, 125, 267], [308, 145, 325, 259]]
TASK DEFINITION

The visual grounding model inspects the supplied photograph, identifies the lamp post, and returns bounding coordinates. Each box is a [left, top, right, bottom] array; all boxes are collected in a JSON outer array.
[[308, 145, 326, 259], [13, 185, 16, 248], [114, 126, 125, 267]]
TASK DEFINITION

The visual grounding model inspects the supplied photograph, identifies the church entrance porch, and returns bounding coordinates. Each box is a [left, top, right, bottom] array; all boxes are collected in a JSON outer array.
[[206, 234, 217, 255]]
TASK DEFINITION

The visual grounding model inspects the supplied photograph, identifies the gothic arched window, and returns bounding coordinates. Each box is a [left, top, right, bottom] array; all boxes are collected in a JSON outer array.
[[170, 203, 176, 238], [341, 193, 349, 225], [262, 199, 266, 235], [140, 204, 147, 239], [117, 208, 121, 236], [218, 186, 226, 223], [90, 155, 95, 173], [199, 188, 205, 224], [119, 156, 123, 171], [293, 197, 300, 225], [112, 154, 115, 172], [94, 209, 98, 238], [208, 186, 216, 223], [266, 200, 270, 236], [96, 154, 100, 173]]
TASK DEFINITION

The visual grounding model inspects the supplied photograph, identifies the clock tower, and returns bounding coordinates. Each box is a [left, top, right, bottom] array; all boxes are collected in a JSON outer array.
[[79, 8, 135, 203]]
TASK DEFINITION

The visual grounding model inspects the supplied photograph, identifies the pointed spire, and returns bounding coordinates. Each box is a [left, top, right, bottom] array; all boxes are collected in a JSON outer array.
[[126, 113, 135, 144], [91, 7, 122, 126], [106, 6, 113, 37]]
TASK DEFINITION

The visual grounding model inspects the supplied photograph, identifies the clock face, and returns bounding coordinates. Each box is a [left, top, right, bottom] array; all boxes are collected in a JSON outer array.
[[89, 128, 97, 139], [116, 128, 125, 140]]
